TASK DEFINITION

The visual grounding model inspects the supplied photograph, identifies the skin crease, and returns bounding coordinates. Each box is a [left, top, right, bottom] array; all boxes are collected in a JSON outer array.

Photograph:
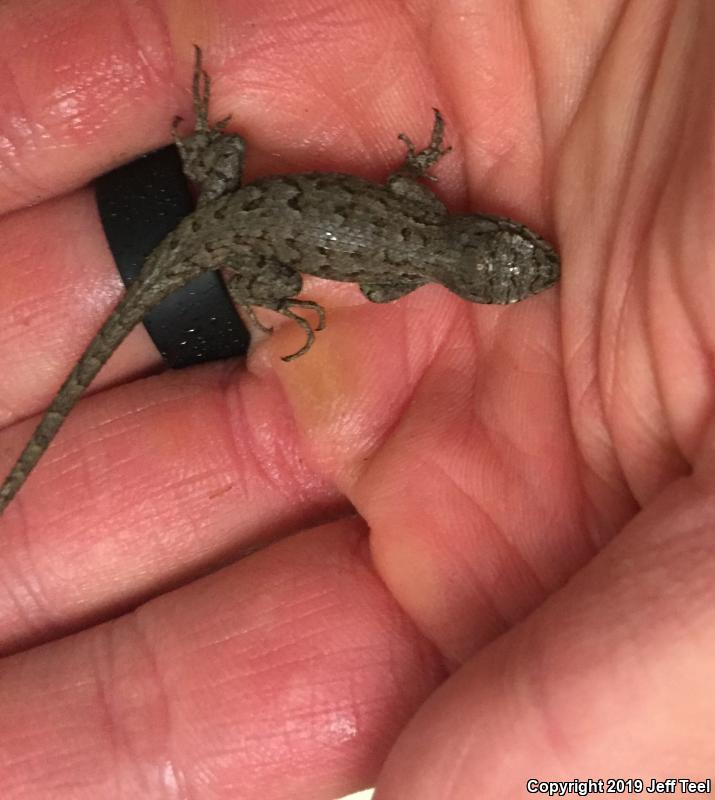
[[0, 1, 713, 800]]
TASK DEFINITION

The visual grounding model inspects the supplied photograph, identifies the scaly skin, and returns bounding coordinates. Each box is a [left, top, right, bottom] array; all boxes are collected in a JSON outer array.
[[0, 46, 558, 516]]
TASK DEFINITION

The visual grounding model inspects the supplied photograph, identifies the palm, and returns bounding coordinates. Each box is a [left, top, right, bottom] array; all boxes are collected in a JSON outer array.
[[0, 3, 712, 799]]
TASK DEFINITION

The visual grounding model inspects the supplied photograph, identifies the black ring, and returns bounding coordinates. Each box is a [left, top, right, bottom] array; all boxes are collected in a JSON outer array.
[[94, 145, 250, 368]]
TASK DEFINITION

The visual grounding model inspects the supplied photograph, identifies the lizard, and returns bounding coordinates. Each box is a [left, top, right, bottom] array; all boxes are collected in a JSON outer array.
[[0, 45, 559, 516]]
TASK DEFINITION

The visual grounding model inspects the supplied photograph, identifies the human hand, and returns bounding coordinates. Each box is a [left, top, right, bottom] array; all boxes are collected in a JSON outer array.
[[0, 2, 712, 799]]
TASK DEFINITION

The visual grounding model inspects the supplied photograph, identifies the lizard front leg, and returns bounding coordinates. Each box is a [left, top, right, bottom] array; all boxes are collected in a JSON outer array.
[[359, 279, 426, 303], [395, 108, 452, 177], [386, 109, 452, 211], [173, 45, 246, 203]]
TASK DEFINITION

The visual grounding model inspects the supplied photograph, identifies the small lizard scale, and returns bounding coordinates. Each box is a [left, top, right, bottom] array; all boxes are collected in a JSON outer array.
[[0, 46, 559, 515]]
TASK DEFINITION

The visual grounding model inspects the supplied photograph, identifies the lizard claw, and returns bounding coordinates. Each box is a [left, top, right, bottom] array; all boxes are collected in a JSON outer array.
[[215, 114, 233, 132]]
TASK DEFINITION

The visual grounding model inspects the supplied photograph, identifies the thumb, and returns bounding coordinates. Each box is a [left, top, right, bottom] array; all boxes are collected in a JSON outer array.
[[374, 473, 715, 798]]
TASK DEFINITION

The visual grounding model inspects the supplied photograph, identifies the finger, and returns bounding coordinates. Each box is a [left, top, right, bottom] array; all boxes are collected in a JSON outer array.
[[0, 0, 468, 419], [0, 354, 344, 654], [0, 521, 445, 800], [0, 189, 161, 425], [0, 3, 181, 213], [0, 0, 572, 658], [0, 186, 343, 657], [0, 145, 350, 655], [0, 1, 460, 216], [374, 475, 715, 798]]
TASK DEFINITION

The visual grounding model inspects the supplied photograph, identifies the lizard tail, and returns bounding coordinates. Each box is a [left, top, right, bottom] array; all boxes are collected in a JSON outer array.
[[0, 267, 189, 516]]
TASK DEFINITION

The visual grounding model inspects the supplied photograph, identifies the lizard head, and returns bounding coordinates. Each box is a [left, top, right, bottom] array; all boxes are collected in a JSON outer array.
[[436, 215, 560, 305]]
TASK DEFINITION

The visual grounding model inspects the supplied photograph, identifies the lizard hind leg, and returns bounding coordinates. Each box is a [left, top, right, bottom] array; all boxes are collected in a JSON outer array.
[[222, 264, 324, 359], [173, 45, 247, 203], [242, 304, 274, 334], [187, 45, 233, 134], [278, 300, 327, 362], [284, 299, 326, 331]]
